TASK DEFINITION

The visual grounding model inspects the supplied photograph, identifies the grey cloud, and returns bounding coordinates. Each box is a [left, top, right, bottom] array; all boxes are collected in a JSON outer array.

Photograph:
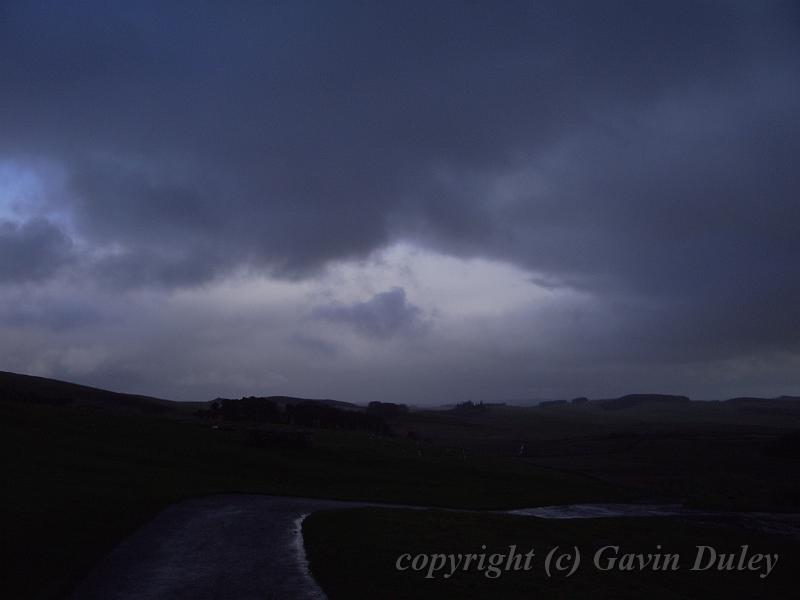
[[0, 300, 102, 331], [0, 1, 798, 399], [288, 334, 340, 359], [2, 1, 794, 285], [313, 287, 427, 339], [91, 248, 223, 289], [0, 218, 73, 283]]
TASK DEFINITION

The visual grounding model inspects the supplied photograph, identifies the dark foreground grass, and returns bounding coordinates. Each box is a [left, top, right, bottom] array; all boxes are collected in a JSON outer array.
[[303, 508, 799, 599], [0, 400, 629, 599]]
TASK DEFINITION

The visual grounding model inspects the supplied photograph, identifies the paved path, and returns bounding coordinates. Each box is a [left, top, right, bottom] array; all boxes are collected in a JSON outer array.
[[70, 495, 372, 600]]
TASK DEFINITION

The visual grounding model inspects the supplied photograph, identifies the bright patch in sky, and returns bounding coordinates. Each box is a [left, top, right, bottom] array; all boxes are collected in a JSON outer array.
[[166, 242, 563, 325], [321, 242, 564, 319], [0, 159, 69, 225], [0, 161, 36, 219]]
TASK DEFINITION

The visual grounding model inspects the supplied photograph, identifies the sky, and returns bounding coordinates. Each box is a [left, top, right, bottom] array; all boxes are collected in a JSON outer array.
[[1, 1, 799, 403]]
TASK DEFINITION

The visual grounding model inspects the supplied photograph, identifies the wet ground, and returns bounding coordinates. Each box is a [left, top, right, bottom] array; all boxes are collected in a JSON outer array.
[[510, 503, 800, 537], [71, 496, 800, 599], [69, 495, 371, 600]]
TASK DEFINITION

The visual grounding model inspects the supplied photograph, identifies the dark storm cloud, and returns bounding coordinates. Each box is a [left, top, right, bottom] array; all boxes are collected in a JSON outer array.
[[313, 287, 427, 339], [0, 0, 798, 391], [0, 296, 101, 331], [0, 218, 73, 282]]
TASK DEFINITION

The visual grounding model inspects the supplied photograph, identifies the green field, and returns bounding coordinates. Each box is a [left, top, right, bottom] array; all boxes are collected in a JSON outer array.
[[304, 507, 799, 599]]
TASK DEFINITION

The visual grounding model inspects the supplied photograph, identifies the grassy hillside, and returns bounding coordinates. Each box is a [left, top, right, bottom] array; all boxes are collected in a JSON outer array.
[[0, 371, 185, 414]]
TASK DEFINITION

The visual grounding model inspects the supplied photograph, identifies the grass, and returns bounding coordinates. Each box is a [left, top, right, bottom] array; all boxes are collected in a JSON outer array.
[[4, 386, 798, 598], [303, 507, 799, 599], [0, 400, 630, 599], [390, 403, 800, 511]]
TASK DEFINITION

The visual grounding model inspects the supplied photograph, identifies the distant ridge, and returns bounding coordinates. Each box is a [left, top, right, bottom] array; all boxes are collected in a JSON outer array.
[[2, 370, 797, 414], [596, 394, 691, 410], [211, 395, 360, 411], [726, 395, 800, 403], [0, 371, 177, 414], [0, 371, 360, 416]]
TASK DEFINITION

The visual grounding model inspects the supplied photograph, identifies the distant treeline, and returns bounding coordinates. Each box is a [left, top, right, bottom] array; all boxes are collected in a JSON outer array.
[[197, 397, 392, 434], [451, 401, 506, 413]]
